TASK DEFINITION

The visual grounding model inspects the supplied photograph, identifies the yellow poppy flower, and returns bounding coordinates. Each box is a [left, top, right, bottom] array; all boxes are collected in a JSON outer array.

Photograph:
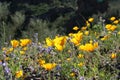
[[55, 44, 63, 51], [45, 37, 53, 47], [79, 42, 98, 52], [84, 31, 89, 36], [20, 39, 31, 47], [88, 17, 94, 22], [110, 17, 116, 21], [70, 72, 75, 77], [105, 24, 112, 31], [71, 38, 80, 46], [15, 70, 23, 78], [73, 26, 79, 30], [78, 62, 84, 67], [41, 63, 57, 71], [93, 42, 98, 48], [53, 36, 66, 51], [70, 32, 83, 46], [110, 25, 117, 31], [38, 59, 45, 66], [11, 40, 19, 48], [111, 53, 117, 59], [85, 43, 95, 52], [105, 24, 117, 31], [113, 20, 119, 24]]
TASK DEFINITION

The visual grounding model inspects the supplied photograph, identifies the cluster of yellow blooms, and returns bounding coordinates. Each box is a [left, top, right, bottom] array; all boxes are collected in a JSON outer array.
[[11, 40, 19, 48], [45, 17, 96, 51], [38, 59, 57, 71], [2, 47, 14, 54], [70, 31, 83, 46], [11, 39, 31, 48], [46, 36, 67, 51], [72, 17, 94, 31], [110, 16, 119, 24], [41, 63, 57, 71], [20, 39, 31, 47], [86, 17, 94, 27], [9, 39, 31, 55], [79, 42, 98, 52], [105, 24, 117, 31], [105, 16, 119, 31]]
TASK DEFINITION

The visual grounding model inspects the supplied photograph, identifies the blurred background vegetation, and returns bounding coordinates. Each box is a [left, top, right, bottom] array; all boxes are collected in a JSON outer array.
[[0, 0, 120, 45]]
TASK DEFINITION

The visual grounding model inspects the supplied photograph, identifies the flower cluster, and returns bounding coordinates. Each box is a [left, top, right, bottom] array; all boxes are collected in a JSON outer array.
[[46, 36, 67, 51], [79, 42, 98, 52], [11, 39, 31, 48], [70, 31, 83, 46], [0, 17, 120, 80], [105, 24, 117, 31], [41, 63, 57, 71]]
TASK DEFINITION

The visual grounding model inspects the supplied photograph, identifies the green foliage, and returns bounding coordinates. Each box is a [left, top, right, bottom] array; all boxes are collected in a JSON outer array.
[[11, 11, 25, 27], [0, 11, 25, 45], [26, 19, 58, 41], [0, 2, 10, 45], [18, 3, 51, 16], [0, 2, 10, 20]]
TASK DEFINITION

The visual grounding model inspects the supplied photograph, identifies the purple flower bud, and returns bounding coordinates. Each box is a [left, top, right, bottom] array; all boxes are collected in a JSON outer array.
[[5, 67, 10, 74], [79, 76, 85, 80], [2, 63, 6, 66], [56, 65, 61, 70], [46, 47, 52, 53]]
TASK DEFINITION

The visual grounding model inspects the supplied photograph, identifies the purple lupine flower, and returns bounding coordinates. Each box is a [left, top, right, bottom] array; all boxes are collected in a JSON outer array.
[[5, 67, 10, 74], [37, 44, 46, 53], [2, 62, 6, 67], [39, 48, 45, 53], [46, 47, 53, 53], [2, 62, 11, 80], [56, 65, 61, 70], [79, 76, 85, 80]]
